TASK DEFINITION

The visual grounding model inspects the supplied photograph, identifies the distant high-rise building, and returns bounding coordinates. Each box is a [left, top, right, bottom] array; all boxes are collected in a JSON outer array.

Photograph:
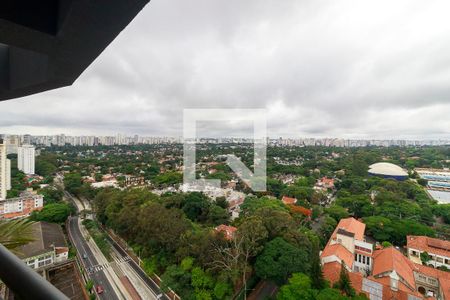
[[22, 134, 31, 145], [6, 159, 11, 190], [18, 144, 35, 175], [0, 140, 7, 199], [56, 134, 66, 146], [5, 135, 20, 154]]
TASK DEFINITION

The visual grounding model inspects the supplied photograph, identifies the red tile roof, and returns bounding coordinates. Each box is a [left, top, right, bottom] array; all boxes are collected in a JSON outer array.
[[412, 263, 450, 300], [407, 235, 450, 258], [322, 261, 363, 293], [281, 196, 297, 205], [366, 276, 423, 300], [321, 243, 354, 268], [215, 225, 237, 240], [323, 262, 424, 300], [322, 261, 341, 284], [320, 177, 335, 186], [332, 217, 366, 241], [371, 247, 416, 291]]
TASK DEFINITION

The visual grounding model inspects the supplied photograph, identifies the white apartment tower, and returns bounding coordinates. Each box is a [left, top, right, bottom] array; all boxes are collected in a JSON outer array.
[[18, 144, 35, 175], [6, 158, 11, 190], [0, 141, 8, 199]]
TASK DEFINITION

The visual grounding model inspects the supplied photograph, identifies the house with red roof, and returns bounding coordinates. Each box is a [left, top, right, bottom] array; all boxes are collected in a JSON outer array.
[[314, 177, 335, 192], [407, 235, 450, 270], [281, 196, 297, 205], [321, 217, 374, 275], [321, 218, 450, 299], [215, 225, 237, 240]]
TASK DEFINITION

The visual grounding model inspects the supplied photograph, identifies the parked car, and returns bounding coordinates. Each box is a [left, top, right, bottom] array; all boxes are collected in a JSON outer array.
[[96, 285, 104, 294]]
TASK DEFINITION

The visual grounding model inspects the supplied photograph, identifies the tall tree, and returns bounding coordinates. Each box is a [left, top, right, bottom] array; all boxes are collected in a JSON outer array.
[[335, 261, 355, 297], [310, 238, 325, 289], [209, 216, 268, 296]]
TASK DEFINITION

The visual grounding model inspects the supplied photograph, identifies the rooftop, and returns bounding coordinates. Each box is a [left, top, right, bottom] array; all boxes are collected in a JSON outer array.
[[321, 243, 354, 268], [17, 221, 67, 259], [332, 217, 366, 241], [214, 224, 237, 240], [371, 247, 416, 292], [368, 162, 408, 177], [281, 196, 297, 205], [407, 235, 450, 258]]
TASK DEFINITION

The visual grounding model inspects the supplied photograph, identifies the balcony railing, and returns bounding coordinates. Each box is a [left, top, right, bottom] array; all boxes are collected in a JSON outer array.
[[0, 243, 68, 300]]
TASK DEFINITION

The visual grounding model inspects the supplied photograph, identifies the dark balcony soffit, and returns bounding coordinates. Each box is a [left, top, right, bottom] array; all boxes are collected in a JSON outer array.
[[0, 0, 150, 101]]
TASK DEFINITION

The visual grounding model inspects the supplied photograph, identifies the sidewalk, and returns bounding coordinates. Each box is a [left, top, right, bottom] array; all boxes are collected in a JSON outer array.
[[78, 218, 132, 300]]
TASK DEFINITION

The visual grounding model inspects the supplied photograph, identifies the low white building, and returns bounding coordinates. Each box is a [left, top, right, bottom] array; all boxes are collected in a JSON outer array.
[[17, 222, 69, 270]]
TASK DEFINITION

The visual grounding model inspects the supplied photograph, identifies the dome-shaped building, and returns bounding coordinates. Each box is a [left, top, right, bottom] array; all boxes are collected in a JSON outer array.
[[368, 162, 408, 181]]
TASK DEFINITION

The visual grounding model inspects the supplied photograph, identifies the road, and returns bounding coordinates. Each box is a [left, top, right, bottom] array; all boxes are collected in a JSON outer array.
[[106, 235, 169, 300], [65, 190, 164, 300], [67, 216, 120, 300]]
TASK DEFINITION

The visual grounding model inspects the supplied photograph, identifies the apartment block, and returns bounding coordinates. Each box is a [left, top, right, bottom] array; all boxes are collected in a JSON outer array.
[[18, 144, 35, 175], [0, 190, 43, 219]]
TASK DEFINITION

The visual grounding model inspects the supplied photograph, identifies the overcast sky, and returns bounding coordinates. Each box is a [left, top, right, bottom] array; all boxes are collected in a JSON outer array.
[[1, 0, 450, 139]]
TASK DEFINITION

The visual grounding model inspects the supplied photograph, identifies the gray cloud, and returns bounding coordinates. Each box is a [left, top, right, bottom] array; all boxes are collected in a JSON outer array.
[[1, 0, 450, 139]]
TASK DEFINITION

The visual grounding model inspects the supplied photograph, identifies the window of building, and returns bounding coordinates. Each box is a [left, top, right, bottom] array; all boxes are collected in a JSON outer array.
[[366, 257, 370, 265], [363, 256, 366, 264], [436, 257, 443, 263]]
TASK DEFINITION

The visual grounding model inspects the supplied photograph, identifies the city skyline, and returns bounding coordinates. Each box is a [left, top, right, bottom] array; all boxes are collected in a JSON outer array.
[[1, 133, 449, 148], [1, 0, 450, 139]]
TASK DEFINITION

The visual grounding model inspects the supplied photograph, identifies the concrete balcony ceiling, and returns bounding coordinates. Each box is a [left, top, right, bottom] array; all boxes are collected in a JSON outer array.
[[0, 0, 150, 101]]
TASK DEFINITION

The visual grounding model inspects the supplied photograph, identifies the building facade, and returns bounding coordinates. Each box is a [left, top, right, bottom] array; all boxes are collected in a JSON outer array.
[[0, 141, 8, 200], [0, 190, 43, 219], [321, 217, 374, 275], [18, 144, 35, 175], [321, 218, 450, 299], [407, 236, 450, 270]]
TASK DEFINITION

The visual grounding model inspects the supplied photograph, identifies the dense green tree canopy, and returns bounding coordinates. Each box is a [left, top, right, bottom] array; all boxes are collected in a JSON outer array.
[[255, 237, 310, 284], [30, 203, 74, 224]]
